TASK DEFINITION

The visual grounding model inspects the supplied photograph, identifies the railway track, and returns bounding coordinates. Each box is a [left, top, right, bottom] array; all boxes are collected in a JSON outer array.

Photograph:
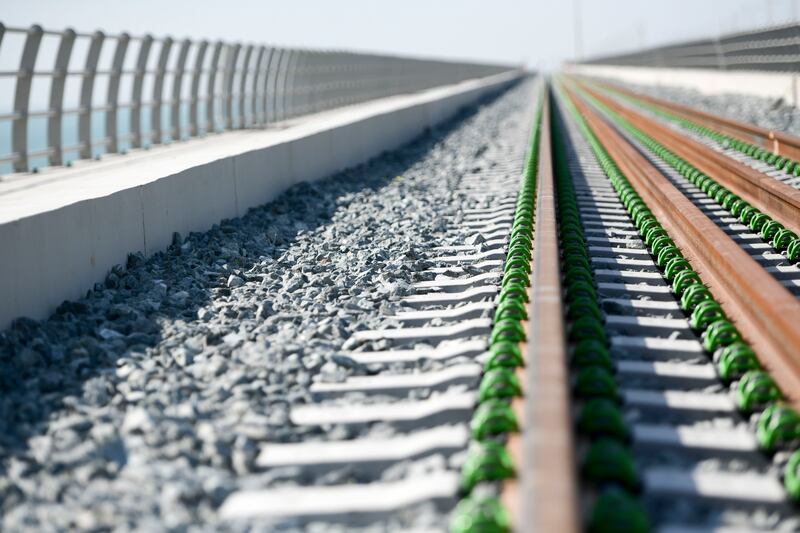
[[590, 81, 800, 171], [3, 73, 800, 532], [551, 81, 800, 532], [215, 76, 800, 531], [214, 80, 545, 530]]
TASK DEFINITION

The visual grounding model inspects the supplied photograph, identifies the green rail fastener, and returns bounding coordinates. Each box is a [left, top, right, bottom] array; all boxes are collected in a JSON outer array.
[[756, 404, 800, 451], [663, 256, 691, 280], [588, 488, 650, 533], [736, 370, 783, 413], [582, 438, 640, 491], [760, 220, 784, 242], [460, 441, 516, 493], [493, 300, 527, 322], [773, 228, 798, 252], [680, 284, 714, 312], [716, 342, 761, 382], [689, 300, 726, 330], [566, 280, 597, 302], [569, 316, 608, 345], [501, 268, 530, 288], [671, 269, 702, 296], [578, 398, 631, 442], [498, 283, 528, 304], [567, 297, 603, 323], [788, 240, 800, 262], [470, 398, 518, 441], [703, 319, 742, 352], [490, 318, 526, 344], [784, 449, 800, 501], [450, 496, 511, 533], [572, 339, 614, 371], [484, 342, 524, 370], [478, 368, 522, 402], [574, 366, 619, 400], [503, 259, 531, 276]]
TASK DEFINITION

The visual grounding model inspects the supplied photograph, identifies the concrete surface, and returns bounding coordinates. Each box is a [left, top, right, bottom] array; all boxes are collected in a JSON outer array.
[[569, 65, 800, 107], [0, 71, 521, 329]]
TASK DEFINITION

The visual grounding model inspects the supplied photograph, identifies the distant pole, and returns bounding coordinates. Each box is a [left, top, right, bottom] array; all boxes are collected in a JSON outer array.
[[573, 0, 582, 61]]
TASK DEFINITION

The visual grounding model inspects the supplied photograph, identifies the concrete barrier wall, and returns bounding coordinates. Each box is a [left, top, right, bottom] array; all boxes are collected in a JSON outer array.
[[569, 64, 800, 107], [0, 71, 522, 329]]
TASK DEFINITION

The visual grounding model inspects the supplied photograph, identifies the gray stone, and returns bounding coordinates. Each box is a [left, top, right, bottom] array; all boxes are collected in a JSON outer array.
[[255, 301, 273, 320], [121, 408, 155, 435], [227, 275, 245, 288], [465, 233, 485, 245]]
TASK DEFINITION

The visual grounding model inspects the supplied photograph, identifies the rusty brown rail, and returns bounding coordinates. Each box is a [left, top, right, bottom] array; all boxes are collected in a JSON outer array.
[[561, 81, 800, 410], [507, 88, 579, 533], [590, 79, 800, 161], [574, 78, 800, 237]]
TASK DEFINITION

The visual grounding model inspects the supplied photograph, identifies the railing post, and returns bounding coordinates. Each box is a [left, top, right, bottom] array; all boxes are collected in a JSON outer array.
[[315, 51, 325, 112], [251, 46, 267, 127], [713, 36, 727, 70], [291, 50, 305, 116], [78, 31, 104, 160], [277, 49, 295, 121], [12, 25, 43, 172], [265, 48, 284, 124], [170, 38, 191, 141], [283, 50, 300, 119], [258, 47, 278, 128], [307, 51, 320, 114], [189, 41, 208, 137], [223, 43, 240, 130], [47, 28, 76, 166], [150, 37, 172, 145], [237, 44, 253, 128], [131, 35, 153, 149], [206, 41, 223, 133], [105, 32, 129, 155]]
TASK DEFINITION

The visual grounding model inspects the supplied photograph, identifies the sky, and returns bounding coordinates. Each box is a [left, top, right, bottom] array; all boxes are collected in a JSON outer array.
[[2, 0, 800, 70]]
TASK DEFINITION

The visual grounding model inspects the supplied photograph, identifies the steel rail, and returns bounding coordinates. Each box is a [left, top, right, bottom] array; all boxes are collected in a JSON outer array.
[[510, 86, 579, 533], [574, 78, 800, 237], [562, 82, 800, 409], [589, 79, 800, 161]]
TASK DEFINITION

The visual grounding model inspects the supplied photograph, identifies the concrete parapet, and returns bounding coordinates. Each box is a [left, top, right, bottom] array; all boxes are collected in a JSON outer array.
[[569, 65, 800, 107], [0, 71, 522, 329]]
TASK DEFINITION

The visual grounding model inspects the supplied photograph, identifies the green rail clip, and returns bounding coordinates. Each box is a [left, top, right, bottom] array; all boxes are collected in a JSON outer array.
[[450, 89, 544, 533]]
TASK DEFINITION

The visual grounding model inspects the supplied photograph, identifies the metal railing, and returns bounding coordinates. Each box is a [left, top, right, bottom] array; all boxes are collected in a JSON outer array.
[[580, 23, 800, 73], [0, 23, 512, 175]]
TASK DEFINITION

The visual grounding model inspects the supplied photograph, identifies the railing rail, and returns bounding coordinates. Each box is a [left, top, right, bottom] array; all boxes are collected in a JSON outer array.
[[0, 22, 513, 176], [579, 22, 800, 73]]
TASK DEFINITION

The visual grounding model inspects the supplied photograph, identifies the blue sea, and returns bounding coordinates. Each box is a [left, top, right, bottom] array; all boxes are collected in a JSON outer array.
[[0, 104, 226, 176]]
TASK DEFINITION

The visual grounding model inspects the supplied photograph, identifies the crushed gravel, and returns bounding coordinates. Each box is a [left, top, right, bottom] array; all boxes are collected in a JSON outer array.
[[606, 78, 800, 138], [0, 78, 536, 532]]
